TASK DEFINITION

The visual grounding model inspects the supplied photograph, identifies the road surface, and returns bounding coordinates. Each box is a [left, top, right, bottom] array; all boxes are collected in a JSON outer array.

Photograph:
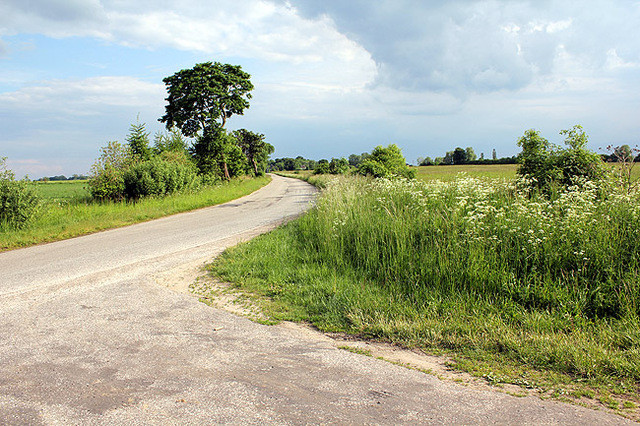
[[0, 174, 631, 424]]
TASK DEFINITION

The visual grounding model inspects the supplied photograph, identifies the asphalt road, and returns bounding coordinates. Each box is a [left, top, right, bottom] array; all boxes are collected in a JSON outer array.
[[0, 175, 632, 425]]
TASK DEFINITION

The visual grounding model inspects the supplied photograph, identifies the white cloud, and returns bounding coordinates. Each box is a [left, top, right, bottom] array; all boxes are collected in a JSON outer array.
[[545, 19, 572, 34], [287, 0, 640, 97], [606, 49, 640, 70], [0, 77, 164, 115], [0, 0, 376, 92]]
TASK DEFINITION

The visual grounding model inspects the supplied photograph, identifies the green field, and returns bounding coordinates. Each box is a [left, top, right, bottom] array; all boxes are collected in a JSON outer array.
[[205, 170, 640, 416], [32, 180, 91, 203], [412, 164, 518, 180], [1, 176, 271, 251]]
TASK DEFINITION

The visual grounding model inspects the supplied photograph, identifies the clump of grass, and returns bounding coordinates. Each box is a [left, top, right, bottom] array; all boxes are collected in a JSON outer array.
[[210, 174, 640, 398], [1, 176, 270, 251]]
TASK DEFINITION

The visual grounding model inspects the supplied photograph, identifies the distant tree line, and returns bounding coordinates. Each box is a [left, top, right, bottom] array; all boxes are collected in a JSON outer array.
[[270, 145, 413, 179], [268, 156, 317, 171], [418, 146, 516, 166], [36, 174, 89, 182], [268, 152, 374, 173]]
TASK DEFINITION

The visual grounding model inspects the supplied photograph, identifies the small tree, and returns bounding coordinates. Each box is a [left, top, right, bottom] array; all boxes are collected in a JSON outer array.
[[154, 127, 189, 155], [516, 129, 558, 190], [232, 129, 274, 176], [452, 147, 467, 165], [88, 141, 133, 200], [357, 144, 415, 179], [465, 147, 477, 162], [126, 119, 151, 161], [556, 125, 606, 185], [329, 157, 349, 174], [191, 127, 247, 179], [349, 154, 363, 167], [443, 151, 454, 165], [315, 159, 330, 174]]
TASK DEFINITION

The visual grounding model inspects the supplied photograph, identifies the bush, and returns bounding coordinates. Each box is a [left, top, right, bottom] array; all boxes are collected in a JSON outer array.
[[356, 144, 415, 179], [0, 158, 39, 229], [123, 152, 199, 199], [329, 157, 349, 174], [88, 141, 132, 201], [314, 159, 330, 175], [517, 125, 606, 194]]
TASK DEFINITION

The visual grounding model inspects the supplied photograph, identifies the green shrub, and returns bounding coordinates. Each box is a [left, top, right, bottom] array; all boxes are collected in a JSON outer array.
[[88, 141, 132, 201], [329, 157, 349, 174], [314, 159, 330, 175], [123, 152, 198, 199], [0, 158, 39, 229], [356, 144, 415, 179], [517, 125, 606, 194]]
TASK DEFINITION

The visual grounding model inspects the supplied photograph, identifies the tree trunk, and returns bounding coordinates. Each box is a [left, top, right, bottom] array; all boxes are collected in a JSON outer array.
[[252, 158, 258, 175], [223, 161, 230, 179]]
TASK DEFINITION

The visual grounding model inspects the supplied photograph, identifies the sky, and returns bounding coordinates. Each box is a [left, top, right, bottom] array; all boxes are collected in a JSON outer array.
[[0, 0, 639, 178]]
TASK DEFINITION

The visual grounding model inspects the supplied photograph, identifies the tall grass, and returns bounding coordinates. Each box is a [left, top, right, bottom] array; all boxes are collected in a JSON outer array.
[[302, 176, 640, 320], [211, 174, 640, 390], [1, 176, 270, 251]]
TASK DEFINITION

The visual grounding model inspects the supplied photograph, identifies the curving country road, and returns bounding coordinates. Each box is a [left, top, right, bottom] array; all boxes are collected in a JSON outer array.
[[0, 175, 631, 424]]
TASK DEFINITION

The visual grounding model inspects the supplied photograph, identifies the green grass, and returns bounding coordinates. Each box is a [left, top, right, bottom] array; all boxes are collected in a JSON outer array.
[[412, 164, 518, 181], [31, 180, 91, 203], [205, 174, 640, 411], [1, 176, 271, 251]]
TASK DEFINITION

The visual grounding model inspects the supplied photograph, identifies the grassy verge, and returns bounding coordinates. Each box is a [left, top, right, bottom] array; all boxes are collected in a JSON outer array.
[[206, 174, 640, 416], [1, 176, 270, 251]]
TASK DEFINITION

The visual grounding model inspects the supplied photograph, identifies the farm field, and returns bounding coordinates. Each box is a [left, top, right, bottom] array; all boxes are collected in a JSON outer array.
[[207, 171, 640, 417], [413, 163, 518, 180], [32, 180, 91, 203], [1, 176, 271, 251]]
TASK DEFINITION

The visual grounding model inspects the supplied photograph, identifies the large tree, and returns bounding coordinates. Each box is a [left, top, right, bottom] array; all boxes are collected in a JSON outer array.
[[159, 62, 254, 178]]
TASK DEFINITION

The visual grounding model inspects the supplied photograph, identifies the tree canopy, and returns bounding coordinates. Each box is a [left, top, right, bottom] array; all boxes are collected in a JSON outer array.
[[159, 61, 254, 136], [159, 62, 254, 179]]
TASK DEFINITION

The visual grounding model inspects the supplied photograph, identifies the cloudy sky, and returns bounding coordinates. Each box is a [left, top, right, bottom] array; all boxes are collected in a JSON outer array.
[[1, 0, 639, 178]]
